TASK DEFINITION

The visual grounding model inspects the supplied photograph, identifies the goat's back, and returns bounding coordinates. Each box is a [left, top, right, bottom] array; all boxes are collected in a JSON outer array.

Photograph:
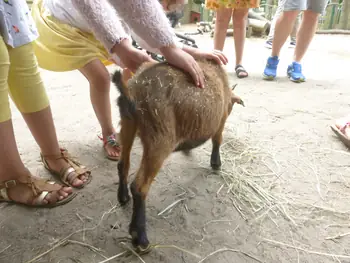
[[128, 59, 231, 142]]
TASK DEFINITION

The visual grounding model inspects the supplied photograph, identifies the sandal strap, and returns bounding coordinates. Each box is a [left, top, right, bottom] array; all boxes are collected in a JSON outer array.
[[33, 181, 56, 205], [60, 167, 79, 184], [41, 149, 90, 186], [98, 133, 119, 147], [59, 151, 90, 185], [0, 174, 61, 203], [41, 148, 68, 161], [235, 64, 246, 73]]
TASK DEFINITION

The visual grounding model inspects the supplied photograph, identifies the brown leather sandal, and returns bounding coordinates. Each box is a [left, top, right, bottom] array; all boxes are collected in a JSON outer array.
[[40, 148, 92, 189], [0, 172, 77, 208]]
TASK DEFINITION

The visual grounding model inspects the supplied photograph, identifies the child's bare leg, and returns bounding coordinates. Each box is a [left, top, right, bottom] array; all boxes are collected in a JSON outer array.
[[79, 59, 120, 159]]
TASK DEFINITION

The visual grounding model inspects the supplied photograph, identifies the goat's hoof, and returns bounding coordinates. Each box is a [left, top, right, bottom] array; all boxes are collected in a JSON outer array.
[[211, 161, 222, 170], [118, 193, 130, 206], [118, 184, 130, 206], [129, 228, 150, 252]]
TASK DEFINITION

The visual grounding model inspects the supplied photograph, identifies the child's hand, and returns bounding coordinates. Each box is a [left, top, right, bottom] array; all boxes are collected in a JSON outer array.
[[183, 46, 228, 66], [112, 39, 154, 72], [160, 45, 205, 88]]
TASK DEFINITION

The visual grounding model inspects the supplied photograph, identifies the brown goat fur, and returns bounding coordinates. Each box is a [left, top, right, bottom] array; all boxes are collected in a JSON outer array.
[[112, 58, 244, 251]]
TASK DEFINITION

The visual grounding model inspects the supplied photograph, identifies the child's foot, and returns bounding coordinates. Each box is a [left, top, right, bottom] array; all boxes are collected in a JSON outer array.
[[263, 56, 279, 80], [235, 64, 248, 78], [100, 133, 121, 161], [331, 115, 350, 148], [287, 62, 306, 83], [41, 149, 91, 188], [264, 40, 273, 49], [0, 170, 76, 207]]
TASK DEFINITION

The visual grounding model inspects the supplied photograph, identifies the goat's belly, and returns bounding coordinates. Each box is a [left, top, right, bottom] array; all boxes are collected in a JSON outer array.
[[174, 138, 209, 152], [176, 106, 224, 138]]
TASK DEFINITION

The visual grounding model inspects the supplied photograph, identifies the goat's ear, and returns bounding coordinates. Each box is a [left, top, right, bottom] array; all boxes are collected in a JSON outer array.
[[231, 84, 238, 91], [231, 95, 245, 107]]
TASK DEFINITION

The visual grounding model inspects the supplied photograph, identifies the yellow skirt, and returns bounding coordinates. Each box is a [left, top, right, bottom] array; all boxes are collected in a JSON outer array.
[[205, 0, 260, 10], [31, 0, 113, 72]]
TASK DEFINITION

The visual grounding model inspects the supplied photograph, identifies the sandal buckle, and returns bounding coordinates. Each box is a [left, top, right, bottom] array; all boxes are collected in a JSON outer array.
[[4, 180, 17, 188]]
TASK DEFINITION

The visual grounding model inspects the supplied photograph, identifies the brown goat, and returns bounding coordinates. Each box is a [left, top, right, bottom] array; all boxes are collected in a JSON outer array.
[[112, 58, 244, 252]]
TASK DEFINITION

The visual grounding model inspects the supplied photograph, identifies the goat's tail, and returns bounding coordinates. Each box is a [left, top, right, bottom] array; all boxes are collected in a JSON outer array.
[[112, 69, 136, 119], [112, 69, 129, 97]]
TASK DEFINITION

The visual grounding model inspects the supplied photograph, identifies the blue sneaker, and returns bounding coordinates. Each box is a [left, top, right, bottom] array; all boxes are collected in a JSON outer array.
[[263, 56, 279, 80], [287, 62, 306, 83]]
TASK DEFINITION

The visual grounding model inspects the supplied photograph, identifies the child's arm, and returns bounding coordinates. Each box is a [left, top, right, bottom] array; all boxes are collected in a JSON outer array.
[[72, 0, 131, 52], [108, 0, 177, 50], [73, 0, 177, 52]]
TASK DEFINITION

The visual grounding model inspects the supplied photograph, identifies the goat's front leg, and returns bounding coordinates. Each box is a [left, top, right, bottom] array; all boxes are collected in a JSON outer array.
[[210, 116, 227, 170], [117, 118, 137, 206], [129, 144, 172, 251]]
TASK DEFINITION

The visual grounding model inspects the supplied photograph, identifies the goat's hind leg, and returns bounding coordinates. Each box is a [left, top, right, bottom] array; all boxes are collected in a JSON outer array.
[[129, 142, 174, 252], [118, 118, 137, 205], [210, 116, 227, 170]]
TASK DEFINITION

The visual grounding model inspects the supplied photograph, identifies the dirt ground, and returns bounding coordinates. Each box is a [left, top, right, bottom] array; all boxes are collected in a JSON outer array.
[[1, 26, 350, 263]]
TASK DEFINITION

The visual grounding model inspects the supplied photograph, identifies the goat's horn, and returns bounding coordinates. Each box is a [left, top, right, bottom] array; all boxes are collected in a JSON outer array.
[[231, 84, 238, 90]]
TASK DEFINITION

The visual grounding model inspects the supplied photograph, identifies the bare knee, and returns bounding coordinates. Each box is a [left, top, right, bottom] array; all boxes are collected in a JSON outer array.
[[302, 10, 319, 23], [88, 71, 110, 92], [80, 60, 111, 92], [232, 9, 248, 28], [215, 8, 232, 28], [280, 10, 300, 22]]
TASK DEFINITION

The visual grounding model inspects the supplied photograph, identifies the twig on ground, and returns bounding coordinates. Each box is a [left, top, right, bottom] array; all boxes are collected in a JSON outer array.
[[153, 244, 201, 259], [325, 231, 350, 241], [326, 224, 350, 229], [230, 197, 247, 221], [96, 251, 129, 263], [197, 248, 263, 263], [75, 213, 84, 223], [25, 240, 67, 263], [263, 238, 350, 259], [203, 219, 235, 228], [290, 231, 300, 263], [216, 184, 225, 196], [0, 245, 11, 254], [120, 242, 146, 263], [75, 213, 86, 241], [26, 204, 120, 263], [66, 240, 105, 255], [158, 198, 186, 216]]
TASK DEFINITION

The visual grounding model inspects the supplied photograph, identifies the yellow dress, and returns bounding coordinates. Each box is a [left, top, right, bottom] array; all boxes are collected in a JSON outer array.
[[31, 0, 112, 72], [205, 0, 260, 10]]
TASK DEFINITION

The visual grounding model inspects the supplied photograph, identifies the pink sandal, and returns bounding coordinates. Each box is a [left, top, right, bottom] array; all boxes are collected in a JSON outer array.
[[98, 133, 121, 161]]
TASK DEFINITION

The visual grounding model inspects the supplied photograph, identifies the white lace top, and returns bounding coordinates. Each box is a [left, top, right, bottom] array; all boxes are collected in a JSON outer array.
[[43, 0, 177, 53]]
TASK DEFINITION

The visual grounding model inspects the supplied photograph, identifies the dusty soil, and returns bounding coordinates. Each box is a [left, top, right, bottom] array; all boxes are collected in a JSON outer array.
[[1, 26, 350, 263]]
